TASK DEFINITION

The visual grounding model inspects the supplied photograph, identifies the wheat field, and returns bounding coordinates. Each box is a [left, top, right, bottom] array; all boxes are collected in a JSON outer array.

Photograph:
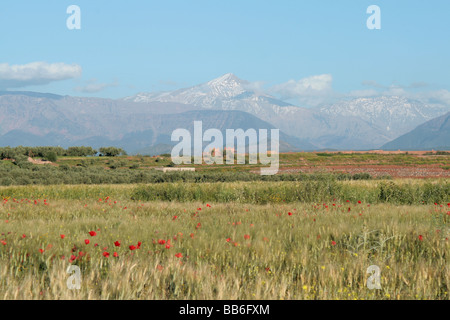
[[0, 183, 448, 300]]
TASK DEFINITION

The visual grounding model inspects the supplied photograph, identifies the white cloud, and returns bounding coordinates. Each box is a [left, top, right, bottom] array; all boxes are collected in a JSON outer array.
[[242, 80, 266, 95], [410, 89, 450, 106], [270, 74, 337, 106], [0, 62, 82, 89]]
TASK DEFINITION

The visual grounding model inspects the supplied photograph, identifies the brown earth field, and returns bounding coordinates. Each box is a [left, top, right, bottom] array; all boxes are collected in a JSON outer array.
[[259, 150, 450, 179], [277, 164, 450, 178]]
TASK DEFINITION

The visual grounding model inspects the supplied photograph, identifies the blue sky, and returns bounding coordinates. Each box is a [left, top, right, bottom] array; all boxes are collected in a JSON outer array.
[[0, 0, 449, 106]]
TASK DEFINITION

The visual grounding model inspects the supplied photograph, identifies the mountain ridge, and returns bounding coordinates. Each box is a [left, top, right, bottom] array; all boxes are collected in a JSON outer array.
[[381, 111, 450, 150], [125, 74, 449, 149], [1, 73, 449, 152]]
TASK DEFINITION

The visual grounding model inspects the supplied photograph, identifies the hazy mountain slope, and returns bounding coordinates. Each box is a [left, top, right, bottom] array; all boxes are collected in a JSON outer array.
[[381, 112, 450, 150], [0, 92, 314, 153], [2, 73, 449, 152]]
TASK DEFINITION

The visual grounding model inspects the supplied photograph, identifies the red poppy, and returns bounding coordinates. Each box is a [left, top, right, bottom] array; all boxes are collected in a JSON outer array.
[[175, 253, 183, 258], [39, 249, 44, 254], [165, 244, 171, 249], [103, 251, 110, 258], [89, 231, 97, 237], [113, 252, 118, 257], [114, 241, 121, 247], [137, 241, 142, 248], [84, 239, 90, 245], [288, 212, 293, 216], [172, 216, 178, 220], [244, 234, 251, 240], [331, 241, 336, 246], [1, 240, 6, 246], [129, 245, 136, 251], [22, 234, 26, 239], [226, 238, 231, 242], [158, 239, 166, 245], [190, 233, 194, 239], [418, 235, 424, 241], [60, 234, 65, 239]]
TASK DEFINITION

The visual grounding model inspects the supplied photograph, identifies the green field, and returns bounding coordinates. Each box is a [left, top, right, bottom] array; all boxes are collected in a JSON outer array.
[[0, 148, 448, 300], [0, 181, 448, 300]]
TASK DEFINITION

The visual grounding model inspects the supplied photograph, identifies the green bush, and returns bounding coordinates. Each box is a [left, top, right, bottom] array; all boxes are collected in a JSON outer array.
[[44, 151, 58, 162]]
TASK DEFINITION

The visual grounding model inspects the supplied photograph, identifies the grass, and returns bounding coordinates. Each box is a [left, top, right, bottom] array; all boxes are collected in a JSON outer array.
[[24, 151, 450, 170], [0, 151, 448, 300], [0, 189, 448, 300], [131, 180, 449, 205]]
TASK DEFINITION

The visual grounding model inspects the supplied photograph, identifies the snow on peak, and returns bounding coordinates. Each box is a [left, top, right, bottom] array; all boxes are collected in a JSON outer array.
[[208, 73, 242, 85], [202, 73, 248, 98]]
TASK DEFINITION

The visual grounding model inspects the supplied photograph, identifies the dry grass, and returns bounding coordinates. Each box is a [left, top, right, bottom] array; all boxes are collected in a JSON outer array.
[[0, 194, 448, 300]]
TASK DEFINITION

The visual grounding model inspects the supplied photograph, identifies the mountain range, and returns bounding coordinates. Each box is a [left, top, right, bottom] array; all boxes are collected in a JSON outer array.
[[125, 74, 449, 150], [0, 74, 449, 154], [382, 111, 450, 150]]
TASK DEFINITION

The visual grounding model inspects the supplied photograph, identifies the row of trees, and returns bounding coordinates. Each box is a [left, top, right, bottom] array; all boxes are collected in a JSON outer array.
[[0, 146, 127, 163]]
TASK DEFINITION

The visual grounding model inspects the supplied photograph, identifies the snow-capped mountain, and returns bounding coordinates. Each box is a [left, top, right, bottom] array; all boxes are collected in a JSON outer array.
[[129, 73, 249, 105], [124, 74, 450, 149], [317, 96, 447, 141], [124, 73, 303, 123]]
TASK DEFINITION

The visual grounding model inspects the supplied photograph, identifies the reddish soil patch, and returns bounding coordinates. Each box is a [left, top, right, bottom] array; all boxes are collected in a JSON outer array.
[[278, 164, 450, 179], [311, 150, 446, 155]]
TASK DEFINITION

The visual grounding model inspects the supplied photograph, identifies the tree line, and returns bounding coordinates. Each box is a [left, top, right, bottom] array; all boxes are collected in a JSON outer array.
[[0, 146, 127, 164]]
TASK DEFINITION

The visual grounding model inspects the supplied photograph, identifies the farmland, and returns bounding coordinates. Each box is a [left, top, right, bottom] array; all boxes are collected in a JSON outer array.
[[0, 151, 448, 300]]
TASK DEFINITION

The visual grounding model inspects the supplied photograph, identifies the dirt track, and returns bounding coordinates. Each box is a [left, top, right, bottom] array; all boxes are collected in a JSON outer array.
[[27, 157, 55, 165]]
